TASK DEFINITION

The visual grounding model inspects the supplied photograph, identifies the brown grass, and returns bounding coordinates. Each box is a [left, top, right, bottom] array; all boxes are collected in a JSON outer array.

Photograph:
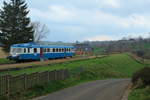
[[0, 47, 8, 58]]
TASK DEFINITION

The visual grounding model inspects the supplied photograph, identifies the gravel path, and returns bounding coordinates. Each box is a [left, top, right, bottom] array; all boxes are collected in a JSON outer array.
[[35, 79, 130, 100]]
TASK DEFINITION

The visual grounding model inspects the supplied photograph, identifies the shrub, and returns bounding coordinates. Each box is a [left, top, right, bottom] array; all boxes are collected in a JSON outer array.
[[132, 67, 150, 87], [136, 50, 145, 58], [0, 96, 8, 100]]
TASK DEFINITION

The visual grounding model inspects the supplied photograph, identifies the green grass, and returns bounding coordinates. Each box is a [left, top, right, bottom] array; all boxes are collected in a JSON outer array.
[[0, 53, 147, 100], [93, 47, 106, 55], [0, 58, 15, 64], [129, 87, 150, 100], [0, 54, 145, 77]]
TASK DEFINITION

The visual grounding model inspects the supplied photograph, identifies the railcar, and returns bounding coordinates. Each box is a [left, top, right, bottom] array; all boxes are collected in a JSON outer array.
[[7, 43, 75, 61]]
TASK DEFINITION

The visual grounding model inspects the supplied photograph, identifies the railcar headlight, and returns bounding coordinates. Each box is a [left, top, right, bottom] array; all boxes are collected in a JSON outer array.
[[12, 53, 19, 57]]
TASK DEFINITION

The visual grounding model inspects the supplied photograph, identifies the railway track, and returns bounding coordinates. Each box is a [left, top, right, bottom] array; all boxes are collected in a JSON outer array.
[[0, 56, 103, 72]]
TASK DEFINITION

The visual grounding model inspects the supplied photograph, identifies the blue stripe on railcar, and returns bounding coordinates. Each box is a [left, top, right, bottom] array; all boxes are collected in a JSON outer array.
[[18, 52, 74, 60]]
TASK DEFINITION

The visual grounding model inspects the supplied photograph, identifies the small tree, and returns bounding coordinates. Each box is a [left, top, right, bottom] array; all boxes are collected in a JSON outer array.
[[32, 22, 49, 42], [132, 67, 150, 87], [0, 0, 34, 52]]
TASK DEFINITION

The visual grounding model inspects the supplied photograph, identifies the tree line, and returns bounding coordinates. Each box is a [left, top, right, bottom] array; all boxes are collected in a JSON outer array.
[[84, 36, 150, 59]]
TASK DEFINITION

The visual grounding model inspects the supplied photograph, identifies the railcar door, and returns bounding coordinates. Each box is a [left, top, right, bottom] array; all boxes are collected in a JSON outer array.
[[64, 48, 67, 57], [40, 48, 44, 59]]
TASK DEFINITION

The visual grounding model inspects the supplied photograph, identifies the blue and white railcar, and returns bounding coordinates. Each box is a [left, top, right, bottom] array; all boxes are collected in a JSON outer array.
[[8, 43, 75, 61]]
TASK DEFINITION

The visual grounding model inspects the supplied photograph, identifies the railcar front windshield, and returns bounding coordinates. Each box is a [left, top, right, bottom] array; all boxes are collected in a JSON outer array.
[[11, 48, 22, 54]]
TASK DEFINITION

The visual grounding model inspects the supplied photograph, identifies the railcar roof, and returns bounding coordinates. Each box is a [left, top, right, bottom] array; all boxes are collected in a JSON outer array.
[[11, 43, 74, 48]]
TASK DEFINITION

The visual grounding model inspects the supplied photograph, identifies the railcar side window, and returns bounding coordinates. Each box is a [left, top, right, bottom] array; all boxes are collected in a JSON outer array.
[[59, 48, 61, 52], [56, 48, 59, 52], [53, 48, 55, 52], [24, 48, 26, 53], [34, 48, 37, 53]]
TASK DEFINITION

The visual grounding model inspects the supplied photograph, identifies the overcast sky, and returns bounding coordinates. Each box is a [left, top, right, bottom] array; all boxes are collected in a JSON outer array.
[[1, 0, 150, 42]]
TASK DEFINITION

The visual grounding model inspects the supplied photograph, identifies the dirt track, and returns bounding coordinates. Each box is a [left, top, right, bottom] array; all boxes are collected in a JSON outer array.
[[35, 79, 130, 100], [0, 56, 100, 71]]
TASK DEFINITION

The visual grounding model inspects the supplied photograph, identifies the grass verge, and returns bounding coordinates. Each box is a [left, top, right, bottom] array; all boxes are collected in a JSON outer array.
[[128, 86, 150, 100], [0, 58, 15, 65]]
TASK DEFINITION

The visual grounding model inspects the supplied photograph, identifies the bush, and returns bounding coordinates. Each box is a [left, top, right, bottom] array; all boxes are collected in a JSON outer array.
[[128, 86, 150, 100], [132, 67, 150, 87], [0, 96, 8, 100], [136, 50, 145, 58]]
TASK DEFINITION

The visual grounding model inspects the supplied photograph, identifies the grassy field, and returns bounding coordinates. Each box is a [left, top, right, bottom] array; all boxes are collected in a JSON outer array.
[[0, 53, 147, 100], [0, 53, 145, 77], [129, 87, 150, 100]]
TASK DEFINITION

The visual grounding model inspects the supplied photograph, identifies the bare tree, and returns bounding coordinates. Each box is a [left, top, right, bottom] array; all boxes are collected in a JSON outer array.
[[32, 22, 50, 42]]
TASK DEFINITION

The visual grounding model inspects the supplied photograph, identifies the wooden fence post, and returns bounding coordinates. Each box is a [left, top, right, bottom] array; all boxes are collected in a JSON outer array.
[[24, 74, 27, 90], [0, 76, 1, 96], [37, 72, 39, 85], [6, 75, 11, 99], [54, 70, 57, 80], [47, 71, 49, 82], [62, 70, 65, 80], [57, 70, 59, 80]]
